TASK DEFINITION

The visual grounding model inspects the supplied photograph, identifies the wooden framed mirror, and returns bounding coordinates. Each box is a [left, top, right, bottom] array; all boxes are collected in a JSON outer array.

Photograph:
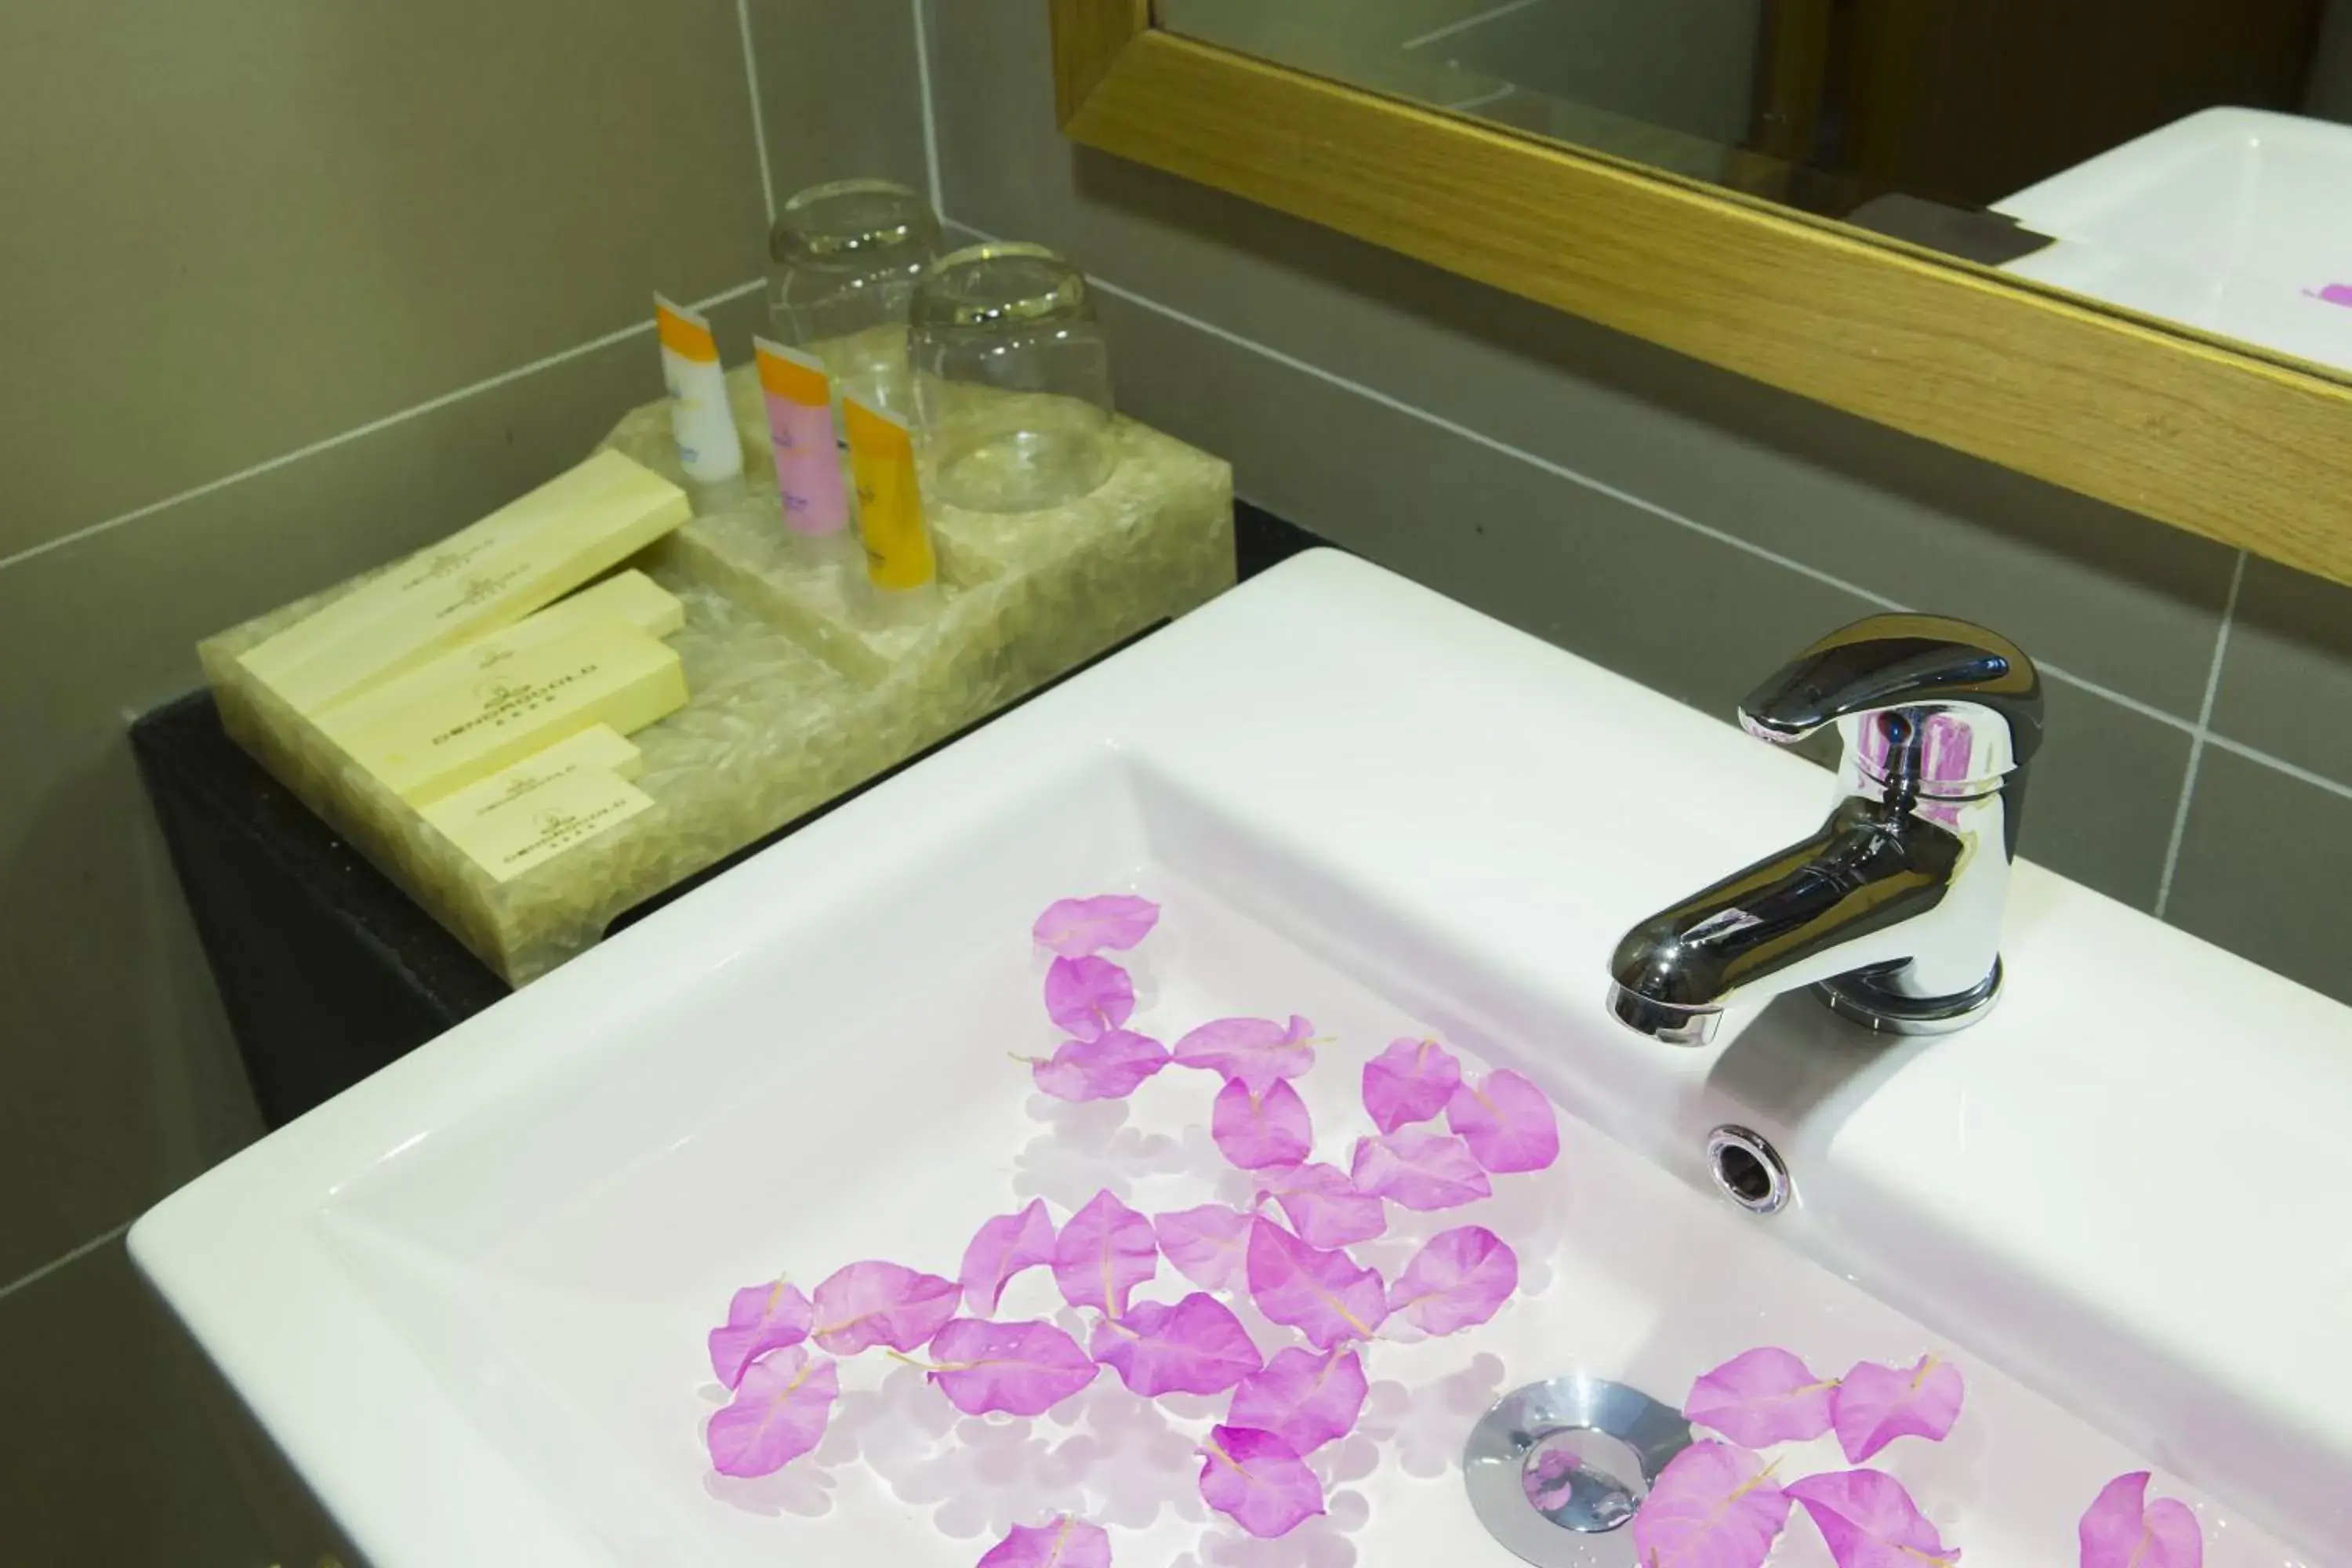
[[1052, 0, 2352, 586]]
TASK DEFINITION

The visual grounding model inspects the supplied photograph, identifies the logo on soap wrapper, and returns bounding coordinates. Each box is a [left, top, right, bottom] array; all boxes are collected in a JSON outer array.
[[430, 664, 601, 748]]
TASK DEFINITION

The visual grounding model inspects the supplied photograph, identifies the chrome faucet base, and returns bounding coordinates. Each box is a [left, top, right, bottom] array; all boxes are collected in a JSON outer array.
[[1813, 959, 2003, 1037]]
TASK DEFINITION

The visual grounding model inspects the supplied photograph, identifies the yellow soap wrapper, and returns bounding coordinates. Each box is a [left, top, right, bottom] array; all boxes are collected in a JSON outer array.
[[339, 619, 687, 803], [315, 570, 682, 741], [421, 752, 655, 884], [239, 450, 689, 713]]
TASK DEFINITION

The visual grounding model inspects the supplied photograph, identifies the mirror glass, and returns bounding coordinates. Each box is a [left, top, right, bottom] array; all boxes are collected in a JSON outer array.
[[1162, 0, 2352, 381]]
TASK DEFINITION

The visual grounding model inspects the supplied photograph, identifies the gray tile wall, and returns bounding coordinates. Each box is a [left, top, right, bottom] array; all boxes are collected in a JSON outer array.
[[0, 2, 924, 1557], [911, 0, 2352, 994]]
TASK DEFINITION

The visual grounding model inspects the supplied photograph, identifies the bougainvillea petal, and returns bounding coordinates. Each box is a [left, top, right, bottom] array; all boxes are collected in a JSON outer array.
[[707, 1277, 814, 1388], [1387, 1225, 1518, 1334], [977, 1515, 1115, 1568], [1445, 1069, 1561, 1174], [1786, 1469, 1959, 1567], [1044, 956, 1135, 1041], [1030, 1030, 1171, 1102], [1348, 1129, 1493, 1211], [1628, 1441, 1790, 1568], [960, 1200, 1058, 1316], [1262, 1162, 1387, 1249], [1173, 1015, 1319, 1096], [1244, 1218, 1387, 1348], [1152, 1203, 1255, 1291], [1683, 1347, 1838, 1449], [1090, 1291, 1263, 1397], [706, 1345, 839, 1477], [1198, 1425, 1327, 1539], [1360, 1036, 1463, 1135], [1831, 1355, 1965, 1463], [1211, 1077, 1313, 1170], [1225, 1346, 1368, 1456], [921, 1318, 1100, 1417], [1033, 895, 1160, 958], [1051, 1190, 1158, 1317], [2079, 1472, 2203, 1568], [808, 1261, 962, 1356]]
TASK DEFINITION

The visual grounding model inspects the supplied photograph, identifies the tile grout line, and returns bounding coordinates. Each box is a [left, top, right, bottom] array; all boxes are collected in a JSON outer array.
[[2205, 729, 2352, 804], [1072, 258, 1913, 617], [911, 0, 946, 215], [0, 1220, 132, 1308], [1402, 0, 1545, 51], [966, 220, 2352, 806], [0, 277, 765, 579], [1445, 84, 1521, 114], [734, 0, 779, 225], [2154, 551, 2249, 917]]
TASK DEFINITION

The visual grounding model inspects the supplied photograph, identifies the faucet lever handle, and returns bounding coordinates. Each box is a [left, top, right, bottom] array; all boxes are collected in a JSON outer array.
[[1737, 613, 2043, 774]]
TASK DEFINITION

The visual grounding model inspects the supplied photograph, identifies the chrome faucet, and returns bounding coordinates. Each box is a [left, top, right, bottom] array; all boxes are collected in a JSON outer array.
[[1606, 614, 2043, 1047]]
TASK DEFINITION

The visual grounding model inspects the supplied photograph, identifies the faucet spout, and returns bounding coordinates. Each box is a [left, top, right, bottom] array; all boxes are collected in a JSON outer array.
[[1607, 797, 1962, 1047]]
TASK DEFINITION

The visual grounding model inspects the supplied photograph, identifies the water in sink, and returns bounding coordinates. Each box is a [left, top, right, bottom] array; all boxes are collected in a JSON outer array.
[[313, 770, 2306, 1566]]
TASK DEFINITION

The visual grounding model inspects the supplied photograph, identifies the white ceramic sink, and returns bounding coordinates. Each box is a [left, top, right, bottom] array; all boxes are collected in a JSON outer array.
[[1995, 107, 2352, 375], [133, 551, 2350, 1566]]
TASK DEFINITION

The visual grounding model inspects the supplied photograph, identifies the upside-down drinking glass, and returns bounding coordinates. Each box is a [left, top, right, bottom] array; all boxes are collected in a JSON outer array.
[[908, 242, 1118, 513], [767, 178, 942, 414]]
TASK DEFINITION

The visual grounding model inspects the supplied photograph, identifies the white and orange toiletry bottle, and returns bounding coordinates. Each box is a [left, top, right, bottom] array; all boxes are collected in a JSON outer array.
[[844, 391, 939, 619], [753, 336, 861, 572], [654, 295, 744, 492]]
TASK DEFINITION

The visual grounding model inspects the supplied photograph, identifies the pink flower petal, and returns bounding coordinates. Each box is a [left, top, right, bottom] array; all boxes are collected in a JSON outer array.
[[1211, 1077, 1312, 1170], [809, 1261, 961, 1356], [1044, 956, 1134, 1041], [1348, 1129, 1492, 1211], [1261, 1162, 1387, 1249], [1033, 895, 1160, 959], [1831, 1355, 1965, 1463], [1225, 1346, 1368, 1455], [1173, 1014, 1318, 1096], [707, 1277, 814, 1388], [1051, 1190, 1158, 1317], [2080, 1472, 2203, 1568], [1628, 1441, 1791, 1568], [1683, 1347, 1838, 1449], [1090, 1291, 1263, 1397], [1386, 1225, 1518, 1334], [1444, 1069, 1560, 1174], [706, 1345, 839, 1477], [1786, 1468, 1959, 1567], [977, 1515, 1114, 1568], [920, 1318, 1100, 1416], [1198, 1425, 1327, 1539], [1030, 1030, 1170, 1102], [1152, 1204, 1255, 1291], [960, 1200, 1058, 1316], [1244, 1218, 1386, 1348], [1360, 1036, 1462, 1135]]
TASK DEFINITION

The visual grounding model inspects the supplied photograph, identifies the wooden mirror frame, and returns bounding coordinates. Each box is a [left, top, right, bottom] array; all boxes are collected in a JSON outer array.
[[1054, 0, 2352, 586]]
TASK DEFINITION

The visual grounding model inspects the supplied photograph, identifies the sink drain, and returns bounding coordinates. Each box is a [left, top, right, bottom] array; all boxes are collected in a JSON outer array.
[[1463, 1375, 1693, 1566]]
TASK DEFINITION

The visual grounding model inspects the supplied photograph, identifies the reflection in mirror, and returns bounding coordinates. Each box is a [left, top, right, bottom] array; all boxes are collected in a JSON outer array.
[[1163, 0, 2352, 377]]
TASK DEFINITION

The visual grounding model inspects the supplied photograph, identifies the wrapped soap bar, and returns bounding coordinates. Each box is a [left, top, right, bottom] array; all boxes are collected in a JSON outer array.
[[314, 569, 682, 739], [336, 618, 687, 803], [238, 449, 690, 713], [418, 724, 651, 882]]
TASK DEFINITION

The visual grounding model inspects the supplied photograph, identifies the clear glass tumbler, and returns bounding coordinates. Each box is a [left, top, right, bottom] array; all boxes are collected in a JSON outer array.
[[908, 242, 1118, 514], [767, 179, 942, 415]]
